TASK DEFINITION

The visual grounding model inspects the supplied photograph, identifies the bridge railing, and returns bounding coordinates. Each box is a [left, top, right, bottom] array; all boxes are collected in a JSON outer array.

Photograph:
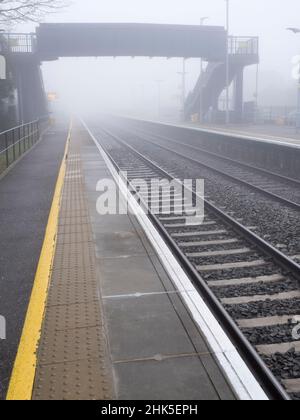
[[228, 36, 259, 56], [0, 33, 36, 54], [0, 117, 48, 175]]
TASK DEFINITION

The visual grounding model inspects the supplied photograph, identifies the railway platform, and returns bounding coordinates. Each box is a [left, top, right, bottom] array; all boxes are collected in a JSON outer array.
[[5, 120, 241, 400], [0, 120, 67, 400], [183, 122, 300, 148]]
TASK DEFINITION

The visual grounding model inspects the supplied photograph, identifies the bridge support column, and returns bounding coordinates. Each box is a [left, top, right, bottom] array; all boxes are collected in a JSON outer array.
[[11, 56, 48, 123], [234, 67, 244, 123]]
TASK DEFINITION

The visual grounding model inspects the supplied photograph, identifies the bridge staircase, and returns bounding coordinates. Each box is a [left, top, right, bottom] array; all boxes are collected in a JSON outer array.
[[185, 37, 259, 123]]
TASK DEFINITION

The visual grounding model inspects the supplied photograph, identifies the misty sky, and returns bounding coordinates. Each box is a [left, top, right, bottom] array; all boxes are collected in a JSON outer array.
[[18, 0, 300, 118]]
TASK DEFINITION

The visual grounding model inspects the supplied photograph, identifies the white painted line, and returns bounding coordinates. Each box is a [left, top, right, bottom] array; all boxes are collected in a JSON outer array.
[[189, 125, 300, 148], [82, 120, 268, 401], [124, 115, 300, 150], [103, 289, 195, 300]]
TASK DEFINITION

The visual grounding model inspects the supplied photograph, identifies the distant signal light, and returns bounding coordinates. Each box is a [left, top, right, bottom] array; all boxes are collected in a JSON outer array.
[[47, 92, 58, 102]]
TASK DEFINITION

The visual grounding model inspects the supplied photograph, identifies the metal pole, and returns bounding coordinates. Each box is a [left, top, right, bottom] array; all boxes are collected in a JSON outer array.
[[200, 56, 204, 123], [296, 67, 300, 133], [286, 29, 300, 133], [156, 80, 162, 120], [199, 17, 209, 124], [158, 82, 161, 120], [182, 58, 186, 118], [177, 60, 187, 121], [179, 59, 187, 121], [225, 0, 230, 125], [5, 132, 9, 168], [17, 71, 24, 125], [255, 62, 259, 123]]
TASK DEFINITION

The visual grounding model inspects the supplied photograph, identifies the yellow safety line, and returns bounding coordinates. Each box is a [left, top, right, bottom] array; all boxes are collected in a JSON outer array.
[[6, 119, 73, 400]]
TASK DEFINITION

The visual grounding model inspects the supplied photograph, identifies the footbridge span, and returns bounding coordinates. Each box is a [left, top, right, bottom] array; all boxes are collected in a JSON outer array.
[[0, 23, 257, 124]]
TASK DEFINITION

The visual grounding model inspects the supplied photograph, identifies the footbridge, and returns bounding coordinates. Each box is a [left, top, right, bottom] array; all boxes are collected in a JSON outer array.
[[0, 23, 258, 124]]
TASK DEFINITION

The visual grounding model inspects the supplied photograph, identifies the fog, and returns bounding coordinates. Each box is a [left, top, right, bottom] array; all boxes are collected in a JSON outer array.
[[17, 0, 300, 119]]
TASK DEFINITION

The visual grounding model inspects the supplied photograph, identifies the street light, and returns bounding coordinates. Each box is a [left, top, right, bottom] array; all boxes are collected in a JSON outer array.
[[199, 17, 209, 124], [155, 80, 163, 120], [287, 28, 300, 34], [287, 27, 300, 132], [200, 17, 209, 25], [225, 0, 230, 125], [177, 59, 188, 121]]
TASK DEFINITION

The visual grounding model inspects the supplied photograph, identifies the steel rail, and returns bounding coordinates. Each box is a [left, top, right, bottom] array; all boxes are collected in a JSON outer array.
[[131, 125, 300, 187], [118, 125, 300, 212], [98, 125, 292, 400], [101, 126, 300, 278]]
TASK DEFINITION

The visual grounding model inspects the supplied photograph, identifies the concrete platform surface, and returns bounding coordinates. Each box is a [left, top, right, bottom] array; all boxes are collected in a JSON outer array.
[[22, 122, 236, 400], [0, 124, 67, 400]]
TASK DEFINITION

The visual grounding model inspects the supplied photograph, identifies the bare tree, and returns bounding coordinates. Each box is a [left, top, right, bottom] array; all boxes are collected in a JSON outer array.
[[0, 0, 69, 24]]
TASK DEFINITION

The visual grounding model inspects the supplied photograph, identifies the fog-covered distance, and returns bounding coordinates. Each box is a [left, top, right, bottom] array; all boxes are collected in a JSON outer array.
[[16, 0, 300, 119]]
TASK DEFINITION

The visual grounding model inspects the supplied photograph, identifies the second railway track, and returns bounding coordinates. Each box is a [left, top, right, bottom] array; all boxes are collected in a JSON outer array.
[[94, 123, 300, 400], [124, 122, 300, 206], [104, 121, 300, 262]]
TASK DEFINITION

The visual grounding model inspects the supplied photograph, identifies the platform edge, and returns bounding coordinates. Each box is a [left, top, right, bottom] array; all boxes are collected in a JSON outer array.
[[6, 120, 72, 401]]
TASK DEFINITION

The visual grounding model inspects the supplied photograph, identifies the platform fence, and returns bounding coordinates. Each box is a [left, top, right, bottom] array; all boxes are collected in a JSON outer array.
[[0, 117, 49, 176], [228, 36, 259, 56], [0, 33, 36, 54]]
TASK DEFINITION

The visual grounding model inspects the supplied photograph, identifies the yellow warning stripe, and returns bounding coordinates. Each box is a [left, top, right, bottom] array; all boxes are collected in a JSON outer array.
[[6, 119, 72, 400]]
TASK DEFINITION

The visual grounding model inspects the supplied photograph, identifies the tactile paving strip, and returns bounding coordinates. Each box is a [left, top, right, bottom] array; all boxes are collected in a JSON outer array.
[[33, 359, 112, 401], [32, 128, 115, 400]]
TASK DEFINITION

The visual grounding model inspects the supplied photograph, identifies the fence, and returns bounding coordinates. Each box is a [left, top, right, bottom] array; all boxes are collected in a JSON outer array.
[[257, 106, 296, 125], [0, 118, 48, 176], [0, 33, 36, 54], [228, 36, 259, 56]]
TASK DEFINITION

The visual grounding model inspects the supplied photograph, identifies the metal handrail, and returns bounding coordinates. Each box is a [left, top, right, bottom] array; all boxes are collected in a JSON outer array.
[[0, 130, 39, 154], [0, 33, 36, 54], [0, 117, 49, 174], [0, 120, 39, 137], [0, 114, 49, 137], [228, 36, 259, 56]]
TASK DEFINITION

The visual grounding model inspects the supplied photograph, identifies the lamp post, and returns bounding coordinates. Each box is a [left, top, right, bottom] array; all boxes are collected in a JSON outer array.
[[296, 67, 300, 133], [287, 28, 300, 132], [199, 17, 209, 123], [225, 0, 230, 125], [155, 80, 163, 120], [254, 62, 259, 123], [177, 59, 188, 121]]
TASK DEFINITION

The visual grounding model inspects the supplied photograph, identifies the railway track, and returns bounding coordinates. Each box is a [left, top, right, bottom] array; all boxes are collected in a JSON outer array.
[[119, 123, 300, 211], [96, 124, 300, 400], [104, 122, 300, 262]]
